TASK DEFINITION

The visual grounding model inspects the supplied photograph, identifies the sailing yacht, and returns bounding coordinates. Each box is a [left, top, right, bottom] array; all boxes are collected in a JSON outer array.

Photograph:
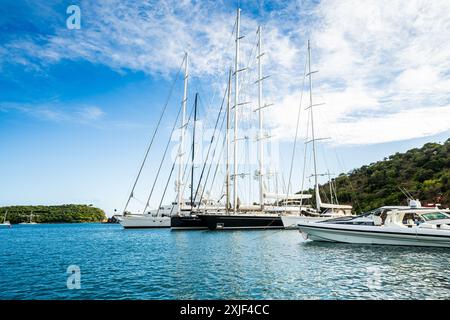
[[19, 211, 38, 225], [120, 53, 191, 229], [196, 10, 286, 230], [0, 211, 12, 228], [280, 40, 352, 229], [171, 93, 209, 230]]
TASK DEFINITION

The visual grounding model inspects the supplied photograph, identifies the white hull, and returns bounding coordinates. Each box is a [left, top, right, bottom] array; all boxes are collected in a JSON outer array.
[[120, 215, 171, 229], [0, 223, 11, 228], [281, 215, 325, 229], [298, 222, 450, 247]]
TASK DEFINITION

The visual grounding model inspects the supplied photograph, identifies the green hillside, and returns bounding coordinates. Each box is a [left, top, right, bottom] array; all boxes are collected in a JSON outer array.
[[318, 138, 450, 214], [0, 204, 106, 224]]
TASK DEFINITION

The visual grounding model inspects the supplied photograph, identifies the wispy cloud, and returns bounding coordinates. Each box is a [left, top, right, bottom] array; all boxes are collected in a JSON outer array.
[[0, 102, 105, 125], [2, 0, 450, 145], [77, 106, 104, 121], [267, 0, 450, 145]]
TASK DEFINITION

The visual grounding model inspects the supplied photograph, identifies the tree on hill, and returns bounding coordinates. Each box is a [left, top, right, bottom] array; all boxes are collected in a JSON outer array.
[[0, 204, 106, 224], [308, 138, 450, 214]]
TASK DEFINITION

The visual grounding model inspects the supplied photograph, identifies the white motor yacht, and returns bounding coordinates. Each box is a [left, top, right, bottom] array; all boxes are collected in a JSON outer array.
[[298, 201, 450, 247]]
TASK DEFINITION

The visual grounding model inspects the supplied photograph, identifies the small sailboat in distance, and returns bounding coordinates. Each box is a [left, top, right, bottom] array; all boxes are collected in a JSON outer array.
[[19, 211, 38, 225], [0, 211, 12, 228]]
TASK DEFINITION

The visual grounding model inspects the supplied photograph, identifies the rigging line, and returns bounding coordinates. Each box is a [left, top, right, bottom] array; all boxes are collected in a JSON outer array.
[[167, 128, 195, 217], [198, 99, 227, 208], [192, 83, 228, 205], [174, 99, 197, 204], [281, 172, 287, 195], [299, 106, 311, 207], [199, 101, 226, 209], [144, 90, 193, 212], [287, 55, 308, 199], [192, 16, 236, 133], [142, 102, 182, 213], [191, 93, 198, 208], [202, 125, 227, 207], [217, 170, 226, 204], [156, 158, 177, 217], [189, 81, 213, 130], [122, 55, 186, 214], [179, 136, 194, 208], [332, 177, 339, 204], [250, 226, 290, 242], [158, 116, 195, 217], [237, 42, 258, 120]]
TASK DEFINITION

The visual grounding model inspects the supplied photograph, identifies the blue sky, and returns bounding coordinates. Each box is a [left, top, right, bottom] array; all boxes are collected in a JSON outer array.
[[1, 0, 450, 215]]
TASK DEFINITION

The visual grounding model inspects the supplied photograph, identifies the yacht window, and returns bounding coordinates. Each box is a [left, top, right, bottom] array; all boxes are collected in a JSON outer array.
[[402, 213, 421, 225], [421, 212, 450, 221], [360, 208, 382, 217]]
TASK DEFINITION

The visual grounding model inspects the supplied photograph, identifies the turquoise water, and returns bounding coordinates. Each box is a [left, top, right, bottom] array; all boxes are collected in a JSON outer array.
[[1, 223, 450, 299]]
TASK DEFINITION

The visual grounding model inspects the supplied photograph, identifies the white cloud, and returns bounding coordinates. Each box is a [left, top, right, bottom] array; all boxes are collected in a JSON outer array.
[[0, 102, 105, 124], [268, 0, 450, 145], [2, 0, 450, 145], [332, 106, 450, 145], [77, 106, 105, 121]]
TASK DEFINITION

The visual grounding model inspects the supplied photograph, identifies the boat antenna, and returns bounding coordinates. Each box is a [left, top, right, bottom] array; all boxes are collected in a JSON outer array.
[[398, 186, 413, 201]]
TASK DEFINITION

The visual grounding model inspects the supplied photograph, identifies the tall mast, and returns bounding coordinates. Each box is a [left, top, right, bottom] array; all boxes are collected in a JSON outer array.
[[178, 52, 189, 214], [233, 8, 241, 214], [226, 69, 232, 214], [307, 40, 320, 211], [191, 93, 198, 211], [257, 25, 264, 211]]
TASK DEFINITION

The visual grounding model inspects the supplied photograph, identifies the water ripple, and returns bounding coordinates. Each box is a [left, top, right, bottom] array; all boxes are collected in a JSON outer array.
[[1, 225, 450, 299]]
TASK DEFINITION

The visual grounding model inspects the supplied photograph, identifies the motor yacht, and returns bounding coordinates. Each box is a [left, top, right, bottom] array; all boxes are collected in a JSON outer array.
[[298, 200, 450, 247]]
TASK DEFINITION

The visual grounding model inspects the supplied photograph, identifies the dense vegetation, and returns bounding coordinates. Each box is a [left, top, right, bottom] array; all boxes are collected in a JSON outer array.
[[316, 139, 450, 214], [0, 204, 106, 224]]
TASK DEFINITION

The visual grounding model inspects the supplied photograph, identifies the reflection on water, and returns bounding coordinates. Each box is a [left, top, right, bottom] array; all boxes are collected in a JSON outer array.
[[0, 224, 449, 299]]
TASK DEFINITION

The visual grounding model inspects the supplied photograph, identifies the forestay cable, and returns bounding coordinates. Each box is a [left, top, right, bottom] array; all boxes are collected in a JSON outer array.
[[122, 56, 186, 214]]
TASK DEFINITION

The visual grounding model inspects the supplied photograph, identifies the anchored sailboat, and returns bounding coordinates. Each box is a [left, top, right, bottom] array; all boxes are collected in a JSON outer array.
[[19, 211, 38, 225], [171, 93, 210, 230], [197, 9, 284, 230], [281, 40, 352, 228], [120, 54, 191, 229], [0, 211, 11, 229]]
